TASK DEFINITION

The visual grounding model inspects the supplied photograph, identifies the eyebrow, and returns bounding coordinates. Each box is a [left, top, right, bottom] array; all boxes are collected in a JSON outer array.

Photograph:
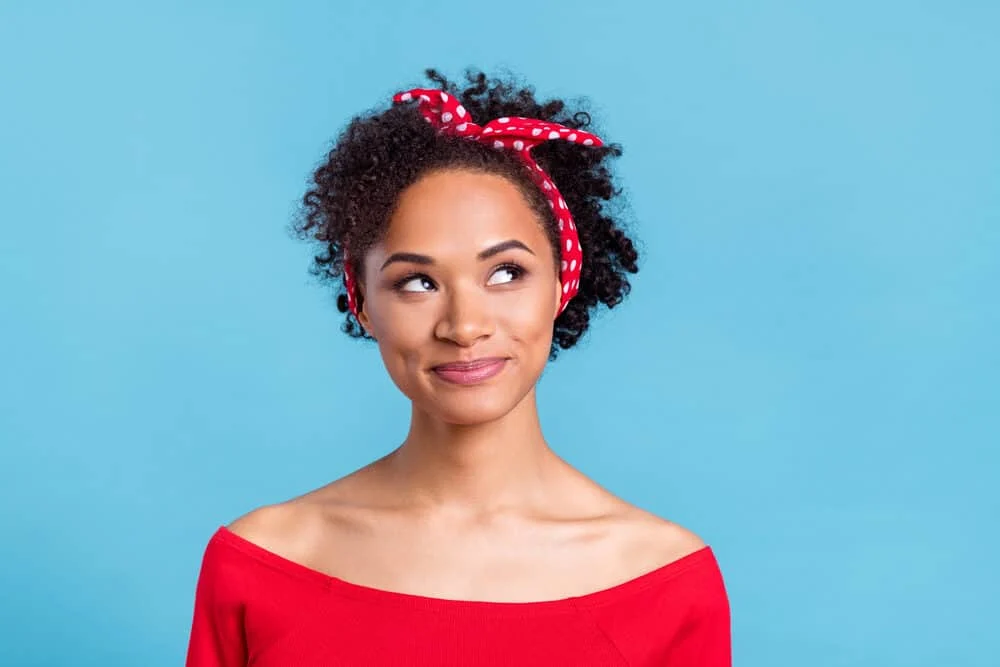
[[378, 239, 535, 271]]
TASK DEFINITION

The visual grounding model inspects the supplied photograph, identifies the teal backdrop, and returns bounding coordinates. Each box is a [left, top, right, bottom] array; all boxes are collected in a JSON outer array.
[[1, 1, 997, 665]]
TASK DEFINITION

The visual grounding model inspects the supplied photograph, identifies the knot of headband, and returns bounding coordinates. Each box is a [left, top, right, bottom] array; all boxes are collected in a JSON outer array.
[[342, 87, 604, 319]]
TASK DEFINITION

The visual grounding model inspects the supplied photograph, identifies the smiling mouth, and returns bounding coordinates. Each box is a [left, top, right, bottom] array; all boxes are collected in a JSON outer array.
[[431, 358, 508, 385]]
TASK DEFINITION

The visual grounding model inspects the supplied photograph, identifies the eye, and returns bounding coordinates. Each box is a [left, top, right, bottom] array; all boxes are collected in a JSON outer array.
[[395, 274, 436, 293], [486, 263, 524, 286]]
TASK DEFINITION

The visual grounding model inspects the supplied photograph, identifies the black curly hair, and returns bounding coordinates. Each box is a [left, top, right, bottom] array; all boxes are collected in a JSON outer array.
[[293, 68, 639, 359]]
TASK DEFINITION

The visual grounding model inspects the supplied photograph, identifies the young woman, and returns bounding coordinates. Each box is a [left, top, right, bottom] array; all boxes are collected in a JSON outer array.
[[186, 68, 731, 666]]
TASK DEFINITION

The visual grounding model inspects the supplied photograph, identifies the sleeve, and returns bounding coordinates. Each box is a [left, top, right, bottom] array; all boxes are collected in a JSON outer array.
[[664, 559, 732, 667], [185, 532, 249, 667]]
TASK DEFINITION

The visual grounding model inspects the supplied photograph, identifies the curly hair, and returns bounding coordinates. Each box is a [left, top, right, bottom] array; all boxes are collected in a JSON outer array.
[[292, 68, 639, 359]]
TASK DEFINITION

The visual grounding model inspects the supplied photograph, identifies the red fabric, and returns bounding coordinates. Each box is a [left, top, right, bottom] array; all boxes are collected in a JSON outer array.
[[342, 87, 602, 319], [186, 526, 731, 666]]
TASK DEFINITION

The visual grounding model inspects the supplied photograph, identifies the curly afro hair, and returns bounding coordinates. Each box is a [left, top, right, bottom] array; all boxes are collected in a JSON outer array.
[[292, 68, 639, 359]]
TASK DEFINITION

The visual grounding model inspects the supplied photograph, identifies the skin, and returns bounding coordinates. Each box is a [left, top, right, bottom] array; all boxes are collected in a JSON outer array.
[[228, 169, 705, 602]]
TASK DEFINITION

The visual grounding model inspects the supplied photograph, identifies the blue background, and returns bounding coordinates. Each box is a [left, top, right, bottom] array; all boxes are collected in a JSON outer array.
[[1, 1, 997, 665]]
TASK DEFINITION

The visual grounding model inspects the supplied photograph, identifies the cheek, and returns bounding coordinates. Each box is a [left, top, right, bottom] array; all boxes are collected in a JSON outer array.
[[375, 336, 425, 403], [501, 278, 558, 346], [366, 302, 430, 383]]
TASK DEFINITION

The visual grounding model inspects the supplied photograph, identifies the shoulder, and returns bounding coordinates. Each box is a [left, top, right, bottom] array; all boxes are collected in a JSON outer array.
[[226, 466, 390, 560], [614, 505, 708, 572], [226, 503, 292, 543], [225, 493, 331, 562]]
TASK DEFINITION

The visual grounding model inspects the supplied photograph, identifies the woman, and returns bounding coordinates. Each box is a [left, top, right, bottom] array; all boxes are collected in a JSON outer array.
[[186, 68, 731, 666]]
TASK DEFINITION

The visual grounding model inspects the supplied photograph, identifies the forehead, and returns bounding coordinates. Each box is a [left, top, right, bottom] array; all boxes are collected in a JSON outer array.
[[378, 169, 548, 255]]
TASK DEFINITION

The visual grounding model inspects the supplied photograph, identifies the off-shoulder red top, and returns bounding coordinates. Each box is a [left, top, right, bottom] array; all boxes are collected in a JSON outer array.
[[186, 526, 730, 666]]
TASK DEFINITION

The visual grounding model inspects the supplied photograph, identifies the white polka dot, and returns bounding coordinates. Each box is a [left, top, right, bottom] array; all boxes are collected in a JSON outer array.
[[548, 131, 559, 139], [542, 181, 552, 190], [561, 260, 568, 271], [456, 105, 466, 118], [441, 111, 453, 122], [568, 133, 577, 141], [483, 127, 493, 134], [549, 201, 555, 209], [558, 197, 566, 209], [558, 220, 564, 230], [424, 117, 432, 123], [565, 239, 573, 251], [563, 282, 570, 294], [440, 92, 449, 101], [583, 138, 594, 146], [570, 259, 577, 271], [513, 140, 524, 150], [456, 122, 468, 132], [419, 94, 431, 102], [531, 128, 542, 136], [493, 140, 504, 149], [569, 220, 576, 230], [535, 164, 544, 171], [499, 117, 510, 123], [400, 92, 412, 102]]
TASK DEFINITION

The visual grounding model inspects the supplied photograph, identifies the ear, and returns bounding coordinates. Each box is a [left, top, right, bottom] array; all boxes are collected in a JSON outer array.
[[552, 275, 564, 320], [355, 286, 377, 340]]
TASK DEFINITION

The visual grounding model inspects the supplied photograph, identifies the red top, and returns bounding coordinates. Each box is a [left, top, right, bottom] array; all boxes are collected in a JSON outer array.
[[186, 526, 731, 666]]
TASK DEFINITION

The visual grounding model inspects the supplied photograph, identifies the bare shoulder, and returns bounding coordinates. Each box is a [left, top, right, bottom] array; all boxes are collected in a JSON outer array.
[[224, 455, 401, 563], [227, 503, 289, 540], [227, 503, 298, 551], [225, 486, 343, 560], [615, 504, 708, 569]]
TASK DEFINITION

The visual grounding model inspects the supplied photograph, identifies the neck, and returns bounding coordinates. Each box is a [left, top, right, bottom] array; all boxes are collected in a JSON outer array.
[[379, 387, 570, 517]]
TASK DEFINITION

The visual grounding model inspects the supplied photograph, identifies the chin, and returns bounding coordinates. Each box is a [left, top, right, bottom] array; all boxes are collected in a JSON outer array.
[[418, 388, 525, 426], [431, 402, 514, 426]]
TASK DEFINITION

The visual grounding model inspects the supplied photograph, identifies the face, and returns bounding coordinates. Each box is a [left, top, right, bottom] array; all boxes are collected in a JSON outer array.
[[357, 169, 563, 426]]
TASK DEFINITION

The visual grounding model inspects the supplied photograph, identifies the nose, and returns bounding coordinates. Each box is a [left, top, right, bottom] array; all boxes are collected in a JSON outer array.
[[433, 283, 494, 346]]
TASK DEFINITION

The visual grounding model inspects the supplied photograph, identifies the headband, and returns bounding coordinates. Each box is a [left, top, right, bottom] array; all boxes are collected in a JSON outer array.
[[342, 87, 604, 319]]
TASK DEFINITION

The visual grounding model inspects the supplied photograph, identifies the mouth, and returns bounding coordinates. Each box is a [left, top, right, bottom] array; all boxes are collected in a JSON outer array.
[[430, 357, 509, 385]]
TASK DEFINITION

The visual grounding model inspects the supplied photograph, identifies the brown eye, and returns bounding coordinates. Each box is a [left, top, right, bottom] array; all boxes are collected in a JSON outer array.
[[486, 264, 524, 286], [395, 275, 436, 292]]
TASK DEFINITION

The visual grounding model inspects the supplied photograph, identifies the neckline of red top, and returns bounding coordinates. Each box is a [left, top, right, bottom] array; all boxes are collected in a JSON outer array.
[[213, 525, 718, 615]]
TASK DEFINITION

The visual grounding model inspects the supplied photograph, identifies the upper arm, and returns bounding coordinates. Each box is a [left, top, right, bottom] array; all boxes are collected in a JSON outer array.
[[185, 532, 249, 667]]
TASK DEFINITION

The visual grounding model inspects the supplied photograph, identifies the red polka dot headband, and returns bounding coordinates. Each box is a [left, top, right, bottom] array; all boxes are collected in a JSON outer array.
[[342, 87, 604, 318]]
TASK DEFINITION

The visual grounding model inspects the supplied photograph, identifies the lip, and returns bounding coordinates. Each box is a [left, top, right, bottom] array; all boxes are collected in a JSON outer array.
[[430, 357, 508, 385]]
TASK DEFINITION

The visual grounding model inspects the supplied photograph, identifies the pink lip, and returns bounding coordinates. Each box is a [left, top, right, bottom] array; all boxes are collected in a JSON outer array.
[[431, 358, 508, 385]]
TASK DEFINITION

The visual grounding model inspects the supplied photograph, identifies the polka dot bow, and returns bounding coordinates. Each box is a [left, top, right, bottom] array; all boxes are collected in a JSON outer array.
[[342, 87, 604, 319]]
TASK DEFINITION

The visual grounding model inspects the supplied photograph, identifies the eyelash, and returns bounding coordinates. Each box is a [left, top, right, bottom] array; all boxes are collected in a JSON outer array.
[[392, 263, 527, 292], [493, 262, 526, 282]]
